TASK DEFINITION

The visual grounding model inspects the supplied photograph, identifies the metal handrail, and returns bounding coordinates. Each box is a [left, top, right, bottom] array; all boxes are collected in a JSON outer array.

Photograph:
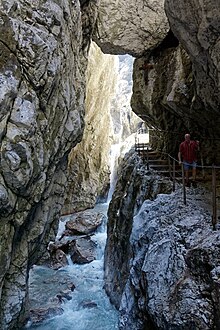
[[135, 145, 219, 230]]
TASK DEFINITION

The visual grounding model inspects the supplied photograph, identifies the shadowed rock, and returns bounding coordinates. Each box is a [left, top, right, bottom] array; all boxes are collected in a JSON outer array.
[[70, 237, 97, 264], [29, 307, 64, 325]]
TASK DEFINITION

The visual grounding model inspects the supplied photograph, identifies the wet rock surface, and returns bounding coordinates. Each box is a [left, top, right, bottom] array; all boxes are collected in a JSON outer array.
[[47, 209, 106, 268], [104, 150, 173, 309], [105, 151, 220, 329], [70, 237, 97, 264], [29, 307, 64, 325]]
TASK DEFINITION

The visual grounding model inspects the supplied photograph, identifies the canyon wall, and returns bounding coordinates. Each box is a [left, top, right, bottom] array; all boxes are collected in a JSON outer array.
[[106, 152, 220, 329], [94, 0, 220, 163], [0, 1, 98, 328], [92, 0, 220, 328]]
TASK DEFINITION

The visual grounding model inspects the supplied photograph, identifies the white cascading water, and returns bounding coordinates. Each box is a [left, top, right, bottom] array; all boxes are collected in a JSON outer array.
[[107, 144, 121, 203], [25, 136, 137, 330], [25, 202, 119, 330], [24, 156, 121, 330]]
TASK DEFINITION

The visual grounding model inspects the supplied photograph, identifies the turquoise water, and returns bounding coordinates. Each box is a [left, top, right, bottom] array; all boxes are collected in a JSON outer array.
[[25, 203, 119, 330]]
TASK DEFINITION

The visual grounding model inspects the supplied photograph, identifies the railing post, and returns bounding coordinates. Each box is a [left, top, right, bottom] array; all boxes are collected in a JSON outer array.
[[147, 146, 149, 170], [212, 164, 217, 230], [168, 157, 171, 179], [172, 159, 176, 192], [181, 163, 186, 205], [201, 155, 205, 179]]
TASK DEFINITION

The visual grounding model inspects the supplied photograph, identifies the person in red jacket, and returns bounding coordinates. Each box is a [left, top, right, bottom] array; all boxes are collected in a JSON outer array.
[[178, 133, 199, 187]]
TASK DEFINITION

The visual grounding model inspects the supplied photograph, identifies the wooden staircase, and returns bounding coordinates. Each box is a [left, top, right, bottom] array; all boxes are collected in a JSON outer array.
[[135, 145, 181, 177], [135, 144, 215, 182]]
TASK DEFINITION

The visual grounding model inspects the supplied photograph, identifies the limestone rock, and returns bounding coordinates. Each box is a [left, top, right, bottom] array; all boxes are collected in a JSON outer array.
[[104, 150, 173, 308], [63, 45, 142, 213], [50, 249, 68, 270], [165, 0, 220, 111], [131, 43, 196, 156], [70, 237, 97, 264], [106, 166, 220, 329], [0, 1, 98, 328], [110, 55, 142, 143], [65, 210, 105, 235], [93, 0, 169, 56]]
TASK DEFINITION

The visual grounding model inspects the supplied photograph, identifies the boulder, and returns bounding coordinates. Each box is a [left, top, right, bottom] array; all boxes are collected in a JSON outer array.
[[50, 249, 68, 270], [70, 237, 97, 264], [79, 299, 98, 309], [65, 210, 105, 235], [29, 307, 64, 325], [93, 0, 169, 56]]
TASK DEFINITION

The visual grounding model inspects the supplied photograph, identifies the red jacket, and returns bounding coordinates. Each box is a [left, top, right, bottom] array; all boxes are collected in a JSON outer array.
[[179, 140, 199, 163]]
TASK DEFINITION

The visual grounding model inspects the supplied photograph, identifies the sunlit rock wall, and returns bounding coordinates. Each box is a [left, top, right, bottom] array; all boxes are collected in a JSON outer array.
[[0, 0, 98, 328], [62, 42, 118, 213], [110, 55, 141, 144], [63, 45, 142, 213]]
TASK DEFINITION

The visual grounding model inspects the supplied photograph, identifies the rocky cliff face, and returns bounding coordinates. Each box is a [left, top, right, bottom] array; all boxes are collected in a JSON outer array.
[[104, 151, 173, 309], [165, 0, 220, 112], [110, 55, 141, 143], [0, 1, 98, 328], [117, 175, 220, 329], [62, 46, 141, 214], [105, 151, 220, 330], [92, 0, 220, 329]]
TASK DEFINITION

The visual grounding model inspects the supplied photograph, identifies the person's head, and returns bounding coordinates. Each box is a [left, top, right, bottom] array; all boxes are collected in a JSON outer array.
[[185, 133, 190, 142]]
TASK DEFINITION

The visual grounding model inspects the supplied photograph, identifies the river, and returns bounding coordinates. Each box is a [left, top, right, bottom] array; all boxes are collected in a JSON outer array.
[[25, 203, 119, 330]]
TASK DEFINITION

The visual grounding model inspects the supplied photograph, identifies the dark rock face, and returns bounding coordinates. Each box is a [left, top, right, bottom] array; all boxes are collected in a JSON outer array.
[[104, 150, 173, 309], [165, 0, 220, 112], [70, 237, 97, 264], [131, 44, 194, 156]]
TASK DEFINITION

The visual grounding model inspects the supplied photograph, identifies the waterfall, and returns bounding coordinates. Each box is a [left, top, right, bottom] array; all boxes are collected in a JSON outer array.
[[107, 144, 121, 203]]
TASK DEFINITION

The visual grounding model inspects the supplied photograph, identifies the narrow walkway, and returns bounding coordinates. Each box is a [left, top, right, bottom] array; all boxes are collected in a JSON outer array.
[[135, 143, 220, 229]]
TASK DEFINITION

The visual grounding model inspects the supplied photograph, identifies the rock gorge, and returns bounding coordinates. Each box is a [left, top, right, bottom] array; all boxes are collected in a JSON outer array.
[[0, 0, 220, 329]]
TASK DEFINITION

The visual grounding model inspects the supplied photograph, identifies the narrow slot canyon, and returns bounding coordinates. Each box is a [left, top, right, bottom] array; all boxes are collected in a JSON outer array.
[[0, 1, 220, 330]]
